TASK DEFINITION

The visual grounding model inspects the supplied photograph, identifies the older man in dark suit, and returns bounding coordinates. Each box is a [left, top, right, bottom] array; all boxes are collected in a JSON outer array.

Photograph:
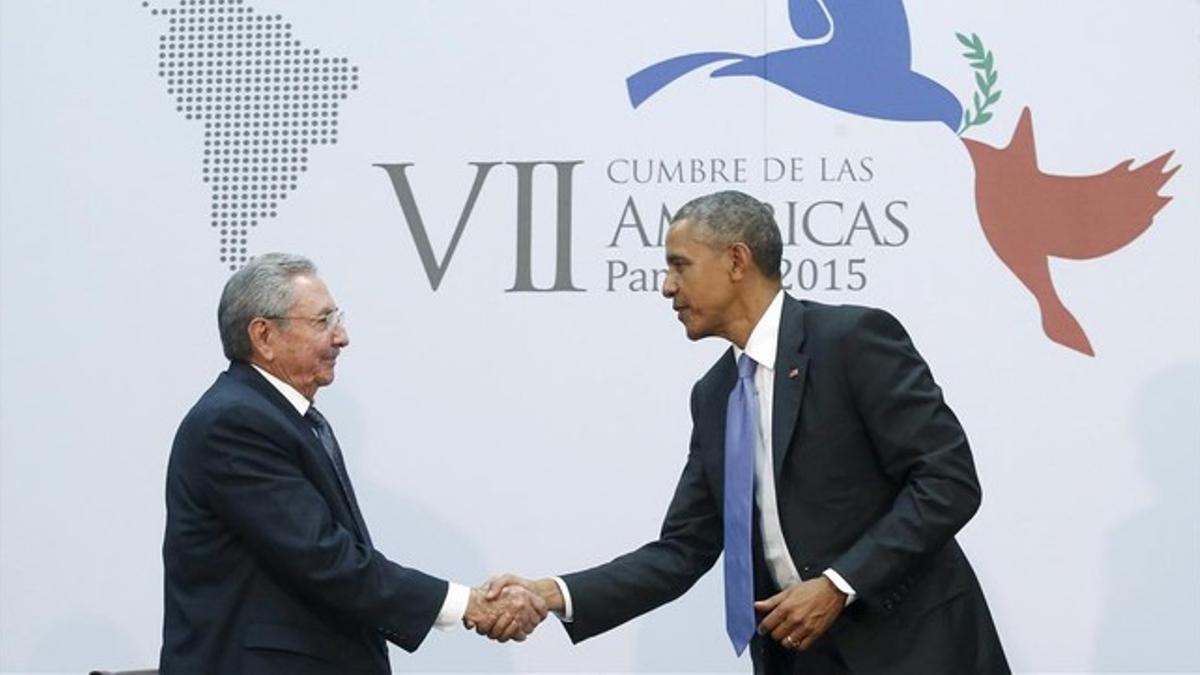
[[160, 253, 545, 674], [489, 191, 1008, 673]]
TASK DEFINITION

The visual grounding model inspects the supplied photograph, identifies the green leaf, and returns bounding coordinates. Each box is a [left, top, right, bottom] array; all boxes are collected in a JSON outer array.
[[956, 30, 1002, 129]]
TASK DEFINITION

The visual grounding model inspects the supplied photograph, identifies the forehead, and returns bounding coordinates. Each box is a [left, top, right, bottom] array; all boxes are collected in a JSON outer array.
[[287, 274, 334, 311], [666, 220, 719, 254]]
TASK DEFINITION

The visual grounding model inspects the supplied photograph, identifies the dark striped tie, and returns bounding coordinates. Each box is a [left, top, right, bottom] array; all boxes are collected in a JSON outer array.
[[305, 406, 372, 547]]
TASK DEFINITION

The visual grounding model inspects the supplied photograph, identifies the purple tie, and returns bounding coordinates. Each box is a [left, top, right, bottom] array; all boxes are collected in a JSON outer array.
[[724, 353, 758, 655]]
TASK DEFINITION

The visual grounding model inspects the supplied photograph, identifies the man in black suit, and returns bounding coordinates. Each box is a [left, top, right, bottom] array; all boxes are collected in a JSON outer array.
[[160, 253, 546, 674], [488, 191, 1008, 673]]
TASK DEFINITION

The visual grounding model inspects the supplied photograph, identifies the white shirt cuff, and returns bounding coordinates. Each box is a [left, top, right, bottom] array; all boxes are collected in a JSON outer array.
[[551, 576, 574, 623], [822, 568, 857, 606], [434, 581, 472, 630]]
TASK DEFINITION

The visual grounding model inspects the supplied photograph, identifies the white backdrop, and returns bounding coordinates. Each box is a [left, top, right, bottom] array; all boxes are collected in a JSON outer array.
[[1, 1, 1197, 673]]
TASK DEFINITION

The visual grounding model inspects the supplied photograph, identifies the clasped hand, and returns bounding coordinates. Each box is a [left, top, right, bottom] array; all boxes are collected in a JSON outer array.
[[755, 576, 846, 651], [463, 583, 547, 642]]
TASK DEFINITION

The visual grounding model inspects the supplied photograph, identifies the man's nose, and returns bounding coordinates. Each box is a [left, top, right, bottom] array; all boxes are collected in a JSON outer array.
[[662, 275, 677, 299], [333, 323, 350, 347]]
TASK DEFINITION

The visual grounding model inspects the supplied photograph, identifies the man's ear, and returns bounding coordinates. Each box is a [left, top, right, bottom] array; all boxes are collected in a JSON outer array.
[[728, 242, 754, 281], [247, 317, 275, 362]]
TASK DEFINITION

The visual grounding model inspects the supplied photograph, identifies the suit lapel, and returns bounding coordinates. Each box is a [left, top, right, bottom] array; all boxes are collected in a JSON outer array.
[[771, 297, 809, 481], [228, 362, 308, 430], [227, 362, 371, 544], [320, 422, 374, 547], [228, 363, 330, 463]]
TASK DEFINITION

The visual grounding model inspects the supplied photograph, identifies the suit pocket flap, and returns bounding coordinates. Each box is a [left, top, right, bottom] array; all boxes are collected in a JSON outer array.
[[912, 578, 967, 616], [243, 622, 340, 661]]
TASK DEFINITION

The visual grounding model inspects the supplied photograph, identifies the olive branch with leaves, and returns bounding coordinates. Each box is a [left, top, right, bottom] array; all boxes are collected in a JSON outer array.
[[956, 32, 1002, 135]]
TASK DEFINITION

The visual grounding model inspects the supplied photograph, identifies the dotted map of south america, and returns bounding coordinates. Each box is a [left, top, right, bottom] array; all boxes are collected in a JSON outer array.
[[145, 0, 358, 270]]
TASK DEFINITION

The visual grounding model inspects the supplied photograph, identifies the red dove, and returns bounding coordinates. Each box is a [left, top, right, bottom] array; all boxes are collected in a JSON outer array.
[[962, 107, 1179, 355]]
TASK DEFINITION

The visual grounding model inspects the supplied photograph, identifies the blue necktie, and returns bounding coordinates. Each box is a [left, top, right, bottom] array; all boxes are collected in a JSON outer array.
[[724, 353, 758, 655]]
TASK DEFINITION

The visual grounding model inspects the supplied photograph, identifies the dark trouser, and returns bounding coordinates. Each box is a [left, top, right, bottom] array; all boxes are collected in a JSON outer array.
[[755, 634, 851, 675]]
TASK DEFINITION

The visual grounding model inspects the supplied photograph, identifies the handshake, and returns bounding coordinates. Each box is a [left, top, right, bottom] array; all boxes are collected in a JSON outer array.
[[462, 574, 561, 643]]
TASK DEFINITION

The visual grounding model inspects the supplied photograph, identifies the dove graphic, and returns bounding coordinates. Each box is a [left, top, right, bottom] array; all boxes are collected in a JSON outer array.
[[624, 2, 1183, 354], [962, 107, 1179, 356], [627, 0, 963, 130]]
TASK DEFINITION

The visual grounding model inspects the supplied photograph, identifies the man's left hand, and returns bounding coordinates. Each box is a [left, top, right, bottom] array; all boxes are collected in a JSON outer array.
[[755, 576, 846, 651]]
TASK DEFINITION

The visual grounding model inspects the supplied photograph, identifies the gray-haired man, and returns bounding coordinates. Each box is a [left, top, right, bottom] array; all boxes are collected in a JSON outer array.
[[160, 253, 545, 674]]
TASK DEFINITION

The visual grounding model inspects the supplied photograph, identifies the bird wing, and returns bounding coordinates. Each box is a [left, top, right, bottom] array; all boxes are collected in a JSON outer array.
[[1041, 151, 1179, 260]]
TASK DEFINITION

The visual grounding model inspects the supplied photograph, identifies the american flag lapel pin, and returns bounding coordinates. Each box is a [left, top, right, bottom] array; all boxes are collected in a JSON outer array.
[[788, 367, 800, 379]]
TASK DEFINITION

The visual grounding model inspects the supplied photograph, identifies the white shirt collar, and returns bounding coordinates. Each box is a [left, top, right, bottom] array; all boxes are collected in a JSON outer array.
[[732, 290, 785, 371], [250, 363, 311, 416]]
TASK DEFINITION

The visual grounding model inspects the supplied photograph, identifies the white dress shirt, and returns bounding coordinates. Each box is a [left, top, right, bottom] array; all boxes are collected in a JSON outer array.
[[732, 292, 856, 601], [250, 364, 470, 630]]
